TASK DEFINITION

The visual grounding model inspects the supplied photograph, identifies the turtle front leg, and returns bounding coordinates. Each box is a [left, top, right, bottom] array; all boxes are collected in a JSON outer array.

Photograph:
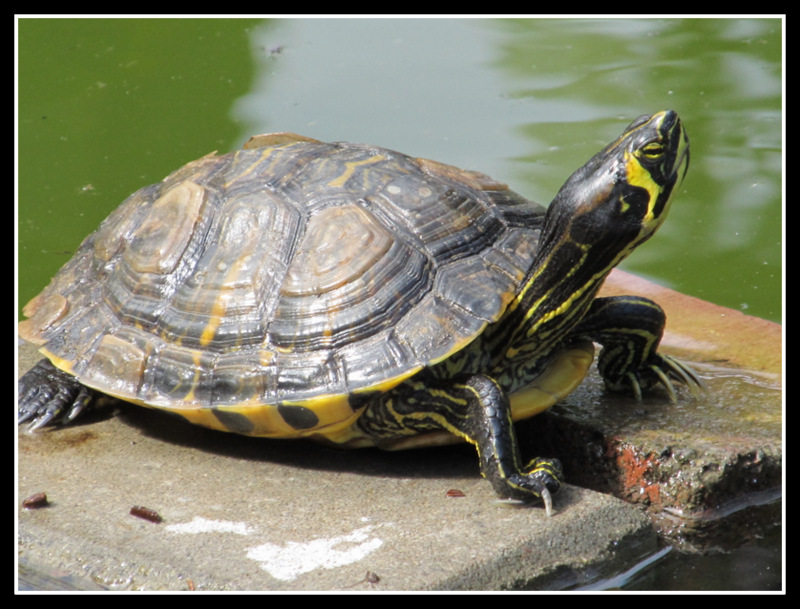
[[573, 296, 705, 401], [358, 373, 563, 515], [18, 359, 97, 431]]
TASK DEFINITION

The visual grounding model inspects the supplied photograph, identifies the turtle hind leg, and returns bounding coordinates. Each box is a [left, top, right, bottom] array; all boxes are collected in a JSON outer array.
[[453, 375, 562, 514], [18, 359, 96, 431], [359, 372, 563, 515], [575, 295, 705, 401]]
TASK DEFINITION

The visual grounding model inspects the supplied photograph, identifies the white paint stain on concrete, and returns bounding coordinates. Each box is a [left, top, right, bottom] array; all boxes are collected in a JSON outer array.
[[166, 516, 387, 582], [246, 525, 384, 581], [165, 516, 255, 536]]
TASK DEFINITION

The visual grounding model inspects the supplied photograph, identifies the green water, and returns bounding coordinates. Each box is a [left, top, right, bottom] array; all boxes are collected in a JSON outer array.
[[18, 17, 782, 323], [16, 17, 783, 590]]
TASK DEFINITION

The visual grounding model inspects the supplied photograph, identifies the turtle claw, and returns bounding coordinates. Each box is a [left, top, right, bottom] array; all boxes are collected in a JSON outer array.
[[661, 354, 706, 398], [18, 360, 95, 430], [625, 372, 644, 401], [651, 364, 678, 403], [493, 485, 555, 517], [502, 457, 562, 516], [540, 486, 554, 518], [20, 406, 59, 432], [623, 354, 706, 403]]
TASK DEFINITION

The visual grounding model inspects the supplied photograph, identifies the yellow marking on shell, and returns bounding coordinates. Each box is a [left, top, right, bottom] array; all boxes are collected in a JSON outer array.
[[136, 393, 361, 439], [228, 147, 285, 185], [197, 255, 251, 348], [327, 154, 386, 188], [199, 313, 224, 348], [229, 138, 316, 186], [265, 394, 361, 438], [176, 350, 206, 403], [37, 348, 76, 375], [162, 365, 422, 441]]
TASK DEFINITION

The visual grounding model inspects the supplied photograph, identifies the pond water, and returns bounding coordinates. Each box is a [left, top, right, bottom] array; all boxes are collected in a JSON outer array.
[[16, 16, 783, 591]]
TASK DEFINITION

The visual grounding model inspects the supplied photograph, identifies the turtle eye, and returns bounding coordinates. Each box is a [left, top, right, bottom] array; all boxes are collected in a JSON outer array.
[[640, 141, 665, 160]]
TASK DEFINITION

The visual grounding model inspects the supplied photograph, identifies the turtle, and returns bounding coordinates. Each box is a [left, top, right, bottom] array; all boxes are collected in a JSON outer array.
[[18, 110, 701, 515]]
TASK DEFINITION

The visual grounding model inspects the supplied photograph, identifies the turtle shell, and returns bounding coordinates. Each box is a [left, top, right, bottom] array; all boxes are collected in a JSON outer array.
[[19, 133, 548, 440]]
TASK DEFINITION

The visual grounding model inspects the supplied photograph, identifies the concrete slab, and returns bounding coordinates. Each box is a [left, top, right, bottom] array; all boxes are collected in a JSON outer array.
[[18, 336, 657, 591], [17, 270, 782, 590]]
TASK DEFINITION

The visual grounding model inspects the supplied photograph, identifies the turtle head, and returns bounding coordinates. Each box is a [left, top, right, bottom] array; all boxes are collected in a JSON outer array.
[[540, 110, 689, 269]]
